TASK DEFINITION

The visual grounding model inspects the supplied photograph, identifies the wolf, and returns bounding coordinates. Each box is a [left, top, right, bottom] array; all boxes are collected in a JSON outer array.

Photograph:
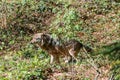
[[30, 33, 65, 64], [30, 33, 92, 64]]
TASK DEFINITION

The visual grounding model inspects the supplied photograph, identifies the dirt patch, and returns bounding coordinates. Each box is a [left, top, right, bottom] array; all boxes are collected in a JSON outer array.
[[44, 64, 111, 80]]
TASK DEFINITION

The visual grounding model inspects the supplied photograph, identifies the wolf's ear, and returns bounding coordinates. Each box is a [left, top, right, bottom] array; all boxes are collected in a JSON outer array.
[[42, 32, 46, 35], [41, 33, 45, 38], [42, 32, 45, 35]]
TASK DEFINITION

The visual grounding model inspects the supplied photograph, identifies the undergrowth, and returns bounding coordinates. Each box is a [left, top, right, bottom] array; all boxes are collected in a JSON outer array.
[[0, 0, 120, 79]]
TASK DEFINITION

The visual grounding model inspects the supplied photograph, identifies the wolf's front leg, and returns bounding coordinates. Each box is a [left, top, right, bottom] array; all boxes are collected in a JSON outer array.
[[50, 54, 60, 64], [50, 55, 54, 64]]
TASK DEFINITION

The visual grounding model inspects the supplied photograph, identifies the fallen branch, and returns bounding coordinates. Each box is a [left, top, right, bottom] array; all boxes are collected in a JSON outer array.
[[108, 71, 116, 80], [82, 47, 101, 80]]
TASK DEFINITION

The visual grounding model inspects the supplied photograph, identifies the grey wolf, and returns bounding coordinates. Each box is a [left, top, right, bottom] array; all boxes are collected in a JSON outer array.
[[30, 33, 92, 64]]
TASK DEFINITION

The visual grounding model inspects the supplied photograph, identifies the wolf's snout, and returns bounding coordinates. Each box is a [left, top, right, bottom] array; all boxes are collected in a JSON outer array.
[[30, 38, 41, 44], [30, 39, 35, 44]]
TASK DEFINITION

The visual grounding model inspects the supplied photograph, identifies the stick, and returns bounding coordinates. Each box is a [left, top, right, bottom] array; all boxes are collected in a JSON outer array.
[[82, 47, 101, 80]]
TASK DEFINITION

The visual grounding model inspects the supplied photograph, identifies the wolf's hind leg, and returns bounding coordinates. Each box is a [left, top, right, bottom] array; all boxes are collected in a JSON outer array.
[[69, 49, 78, 62], [64, 56, 71, 63]]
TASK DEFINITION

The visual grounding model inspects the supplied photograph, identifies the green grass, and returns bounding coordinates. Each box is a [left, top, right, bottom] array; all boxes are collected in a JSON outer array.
[[0, 0, 120, 79], [0, 51, 49, 79]]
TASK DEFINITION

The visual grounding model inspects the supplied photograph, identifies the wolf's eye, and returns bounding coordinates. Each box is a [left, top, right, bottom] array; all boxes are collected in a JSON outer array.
[[36, 38, 41, 41]]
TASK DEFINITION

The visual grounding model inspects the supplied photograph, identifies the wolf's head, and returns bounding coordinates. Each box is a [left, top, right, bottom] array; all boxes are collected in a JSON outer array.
[[30, 33, 51, 46]]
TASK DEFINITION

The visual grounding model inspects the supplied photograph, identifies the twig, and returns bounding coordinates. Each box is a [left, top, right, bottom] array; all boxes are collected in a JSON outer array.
[[1, 1, 7, 28], [82, 47, 101, 80], [108, 72, 116, 80], [109, 73, 114, 80]]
